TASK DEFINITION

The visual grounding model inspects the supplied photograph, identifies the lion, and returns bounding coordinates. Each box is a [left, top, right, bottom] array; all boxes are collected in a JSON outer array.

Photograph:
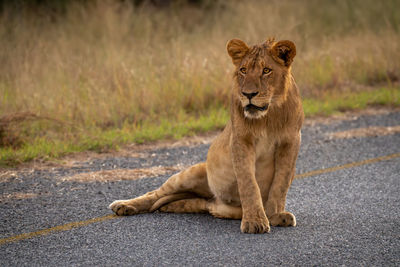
[[109, 38, 304, 234]]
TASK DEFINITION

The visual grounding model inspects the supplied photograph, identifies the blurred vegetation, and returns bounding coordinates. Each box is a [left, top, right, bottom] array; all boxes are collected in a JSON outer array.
[[0, 0, 399, 166]]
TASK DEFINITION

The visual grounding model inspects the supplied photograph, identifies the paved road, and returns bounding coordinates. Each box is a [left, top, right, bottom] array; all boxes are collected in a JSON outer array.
[[1, 109, 400, 266]]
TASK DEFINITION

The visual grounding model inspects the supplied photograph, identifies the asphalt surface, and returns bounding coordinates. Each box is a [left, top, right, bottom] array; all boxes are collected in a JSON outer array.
[[1, 109, 400, 266]]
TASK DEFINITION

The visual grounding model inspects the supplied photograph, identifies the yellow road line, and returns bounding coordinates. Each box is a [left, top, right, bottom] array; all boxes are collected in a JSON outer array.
[[0, 214, 117, 246], [1, 152, 399, 246], [294, 152, 400, 179]]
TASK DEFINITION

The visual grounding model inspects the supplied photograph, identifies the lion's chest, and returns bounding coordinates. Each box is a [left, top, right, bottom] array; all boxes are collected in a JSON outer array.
[[255, 136, 276, 160]]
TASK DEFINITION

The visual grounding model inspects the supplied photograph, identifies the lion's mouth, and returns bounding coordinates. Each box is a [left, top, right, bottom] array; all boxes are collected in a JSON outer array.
[[245, 104, 269, 112]]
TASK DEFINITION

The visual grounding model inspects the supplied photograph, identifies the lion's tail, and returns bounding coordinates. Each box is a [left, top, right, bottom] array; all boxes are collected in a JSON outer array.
[[149, 192, 197, 212]]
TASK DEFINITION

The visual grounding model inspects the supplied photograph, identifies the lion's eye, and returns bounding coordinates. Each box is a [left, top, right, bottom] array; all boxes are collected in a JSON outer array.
[[263, 68, 272, 75], [239, 67, 247, 74]]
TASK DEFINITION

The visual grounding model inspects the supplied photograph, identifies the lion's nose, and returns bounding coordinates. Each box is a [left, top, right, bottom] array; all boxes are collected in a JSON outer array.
[[242, 92, 259, 100]]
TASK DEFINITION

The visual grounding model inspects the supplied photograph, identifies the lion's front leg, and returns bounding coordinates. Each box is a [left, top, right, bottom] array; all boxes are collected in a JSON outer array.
[[231, 135, 270, 234], [265, 134, 300, 227]]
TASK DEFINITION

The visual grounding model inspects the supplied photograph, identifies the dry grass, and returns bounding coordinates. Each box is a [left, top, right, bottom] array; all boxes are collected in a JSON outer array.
[[1, 0, 399, 125], [62, 165, 187, 182], [0, 0, 399, 164], [0, 192, 39, 202], [0, 112, 68, 148]]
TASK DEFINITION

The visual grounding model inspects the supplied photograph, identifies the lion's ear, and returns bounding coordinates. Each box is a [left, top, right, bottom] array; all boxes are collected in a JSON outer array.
[[227, 39, 249, 66], [270, 40, 296, 66]]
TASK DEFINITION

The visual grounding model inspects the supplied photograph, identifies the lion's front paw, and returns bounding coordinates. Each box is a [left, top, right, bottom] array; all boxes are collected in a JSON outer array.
[[109, 200, 138, 216], [240, 216, 270, 234], [269, 211, 296, 227]]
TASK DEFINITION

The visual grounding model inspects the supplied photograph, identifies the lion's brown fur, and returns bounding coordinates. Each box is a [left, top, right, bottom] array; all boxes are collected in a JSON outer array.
[[110, 38, 304, 234]]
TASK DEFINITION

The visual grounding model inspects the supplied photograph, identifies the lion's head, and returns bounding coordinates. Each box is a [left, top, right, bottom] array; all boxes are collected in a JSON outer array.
[[227, 38, 296, 119]]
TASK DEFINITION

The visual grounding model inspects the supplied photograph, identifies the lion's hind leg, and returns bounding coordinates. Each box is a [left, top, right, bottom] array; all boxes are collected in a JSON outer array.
[[110, 162, 211, 216], [159, 198, 242, 220], [208, 200, 242, 219], [109, 190, 160, 216], [159, 198, 209, 213], [269, 211, 296, 227]]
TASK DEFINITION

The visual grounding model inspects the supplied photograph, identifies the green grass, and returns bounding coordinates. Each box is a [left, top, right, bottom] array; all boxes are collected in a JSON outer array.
[[0, 107, 230, 166], [1, 87, 399, 167], [303, 87, 400, 116]]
